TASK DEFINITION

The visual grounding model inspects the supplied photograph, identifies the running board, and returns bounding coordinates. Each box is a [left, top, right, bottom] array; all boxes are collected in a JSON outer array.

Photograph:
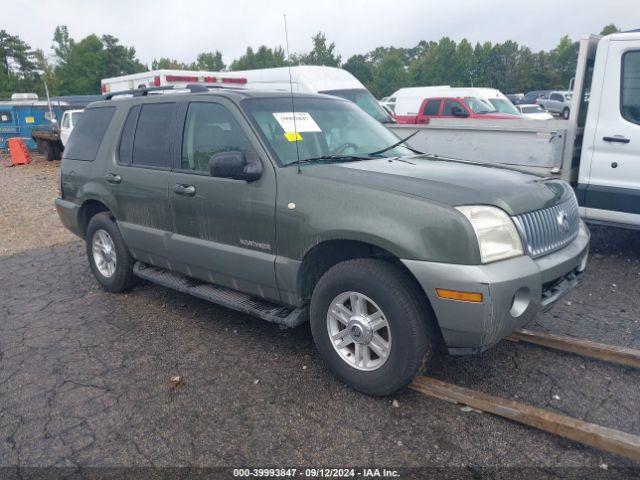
[[133, 262, 308, 328]]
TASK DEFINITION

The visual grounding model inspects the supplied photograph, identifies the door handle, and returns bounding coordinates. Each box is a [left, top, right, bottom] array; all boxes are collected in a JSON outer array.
[[603, 136, 630, 144], [106, 173, 122, 184], [173, 184, 196, 196]]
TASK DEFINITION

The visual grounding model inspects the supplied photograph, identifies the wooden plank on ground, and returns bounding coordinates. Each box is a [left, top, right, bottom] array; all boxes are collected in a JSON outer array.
[[410, 376, 640, 463], [506, 329, 640, 369]]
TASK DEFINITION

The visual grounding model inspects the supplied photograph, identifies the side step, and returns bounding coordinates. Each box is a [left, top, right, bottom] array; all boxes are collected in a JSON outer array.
[[133, 262, 308, 328]]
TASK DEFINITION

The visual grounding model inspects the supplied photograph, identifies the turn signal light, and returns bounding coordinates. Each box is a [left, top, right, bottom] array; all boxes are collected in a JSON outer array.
[[436, 288, 483, 303]]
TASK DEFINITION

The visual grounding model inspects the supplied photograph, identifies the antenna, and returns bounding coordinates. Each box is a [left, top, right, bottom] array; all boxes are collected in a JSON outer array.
[[284, 14, 301, 173]]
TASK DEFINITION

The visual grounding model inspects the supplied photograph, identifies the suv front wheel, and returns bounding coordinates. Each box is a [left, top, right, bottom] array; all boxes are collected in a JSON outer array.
[[310, 259, 436, 396], [86, 212, 137, 292]]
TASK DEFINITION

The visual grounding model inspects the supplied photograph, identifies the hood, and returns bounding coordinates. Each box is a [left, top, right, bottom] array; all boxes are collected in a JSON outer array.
[[301, 156, 570, 216]]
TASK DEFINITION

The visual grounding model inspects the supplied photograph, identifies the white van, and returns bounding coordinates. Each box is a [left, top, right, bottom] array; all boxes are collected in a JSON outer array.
[[101, 66, 394, 123], [389, 86, 521, 117], [223, 66, 394, 123]]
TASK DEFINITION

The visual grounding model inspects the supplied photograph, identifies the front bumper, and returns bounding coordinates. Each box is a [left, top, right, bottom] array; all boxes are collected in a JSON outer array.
[[402, 221, 590, 354]]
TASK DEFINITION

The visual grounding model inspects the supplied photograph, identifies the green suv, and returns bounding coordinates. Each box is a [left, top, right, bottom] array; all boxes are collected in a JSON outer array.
[[55, 87, 589, 395]]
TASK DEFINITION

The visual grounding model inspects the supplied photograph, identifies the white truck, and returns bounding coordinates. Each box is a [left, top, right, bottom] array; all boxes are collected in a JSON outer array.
[[389, 31, 640, 230], [101, 66, 394, 124]]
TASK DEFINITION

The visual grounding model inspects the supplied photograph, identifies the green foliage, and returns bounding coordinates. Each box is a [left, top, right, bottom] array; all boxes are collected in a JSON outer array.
[[0, 23, 624, 98], [297, 32, 341, 67], [193, 51, 225, 71], [372, 53, 407, 97], [230, 46, 287, 70], [53, 30, 146, 94], [600, 24, 620, 35], [342, 54, 374, 87]]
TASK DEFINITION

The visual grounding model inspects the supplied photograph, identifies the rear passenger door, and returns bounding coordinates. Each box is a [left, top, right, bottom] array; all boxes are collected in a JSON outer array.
[[168, 100, 279, 301], [110, 102, 178, 268], [418, 99, 441, 123]]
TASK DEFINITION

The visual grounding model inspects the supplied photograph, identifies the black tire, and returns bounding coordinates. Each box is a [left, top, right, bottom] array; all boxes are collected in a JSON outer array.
[[85, 212, 137, 292], [310, 258, 437, 396], [562, 107, 570, 120], [53, 142, 62, 160], [43, 141, 55, 161]]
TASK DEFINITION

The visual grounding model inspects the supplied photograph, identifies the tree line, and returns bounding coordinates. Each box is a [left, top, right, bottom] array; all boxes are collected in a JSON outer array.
[[0, 24, 621, 99]]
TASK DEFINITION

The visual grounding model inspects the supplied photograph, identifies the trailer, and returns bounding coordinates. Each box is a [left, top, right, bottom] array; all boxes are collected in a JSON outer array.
[[0, 94, 100, 159], [388, 31, 640, 230]]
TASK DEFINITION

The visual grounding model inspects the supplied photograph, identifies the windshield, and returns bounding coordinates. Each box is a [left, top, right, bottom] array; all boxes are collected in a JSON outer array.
[[320, 88, 394, 123], [241, 96, 412, 166], [464, 98, 496, 114], [488, 98, 520, 115]]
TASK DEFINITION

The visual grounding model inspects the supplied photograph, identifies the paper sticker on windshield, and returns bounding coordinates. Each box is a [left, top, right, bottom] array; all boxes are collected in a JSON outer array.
[[25, 116, 34, 124], [284, 132, 302, 142], [1, 115, 7, 122], [273, 112, 321, 133]]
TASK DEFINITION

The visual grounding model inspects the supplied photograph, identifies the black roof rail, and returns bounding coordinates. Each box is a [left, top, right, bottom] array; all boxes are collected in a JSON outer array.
[[103, 84, 219, 100]]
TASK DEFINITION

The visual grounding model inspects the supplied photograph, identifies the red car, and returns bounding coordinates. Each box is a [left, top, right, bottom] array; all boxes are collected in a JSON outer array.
[[394, 97, 521, 124]]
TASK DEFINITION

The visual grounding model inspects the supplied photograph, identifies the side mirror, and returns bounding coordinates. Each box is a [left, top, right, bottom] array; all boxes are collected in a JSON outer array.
[[451, 106, 469, 118], [209, 150, 262, 182]]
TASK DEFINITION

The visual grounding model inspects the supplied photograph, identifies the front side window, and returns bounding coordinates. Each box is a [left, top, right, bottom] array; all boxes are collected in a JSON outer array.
[[442, 100, 463, 116], [63, 107, 115, 161], [181, 103, 250, 172], [622, 51, 640, 125], [132, 103, 176, 168], [242, 96, 412, 166], [423, 100, 441, 116], [62, 114, 70, 128]]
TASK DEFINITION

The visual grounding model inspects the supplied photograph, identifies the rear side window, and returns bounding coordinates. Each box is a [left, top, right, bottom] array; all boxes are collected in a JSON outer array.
[[63, 107, 115, 161], [621, 51, 640, 125], [132, 103, 176, 168], [118, 105, 140, 165], [423, 100, 440, 116]]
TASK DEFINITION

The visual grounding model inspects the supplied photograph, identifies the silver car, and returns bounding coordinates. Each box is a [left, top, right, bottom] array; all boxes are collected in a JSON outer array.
[[540, 91, 573, 119]]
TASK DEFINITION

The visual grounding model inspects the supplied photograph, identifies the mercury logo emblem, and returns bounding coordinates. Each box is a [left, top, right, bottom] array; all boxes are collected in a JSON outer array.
[[557, 210, 570, 232], [350, 325, 362, 338]]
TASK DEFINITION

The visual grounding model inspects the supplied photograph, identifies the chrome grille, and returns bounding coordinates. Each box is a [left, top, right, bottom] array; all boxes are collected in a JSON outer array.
[[513, 196, 580, 258]]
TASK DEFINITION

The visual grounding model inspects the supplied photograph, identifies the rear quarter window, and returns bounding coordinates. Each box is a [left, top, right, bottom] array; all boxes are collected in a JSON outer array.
[[63, 107, 116, 161]]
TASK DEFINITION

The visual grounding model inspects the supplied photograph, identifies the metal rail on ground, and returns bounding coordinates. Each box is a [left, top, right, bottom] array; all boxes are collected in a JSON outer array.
[[409, 332, 640, 462], [506, 328, 640, 369]]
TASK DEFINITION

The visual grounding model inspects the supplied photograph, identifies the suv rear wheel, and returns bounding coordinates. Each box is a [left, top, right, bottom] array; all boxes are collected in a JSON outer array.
[[86, 212, 137, 292], [310, 259, 436, 396], [562, 107, 570, 119]]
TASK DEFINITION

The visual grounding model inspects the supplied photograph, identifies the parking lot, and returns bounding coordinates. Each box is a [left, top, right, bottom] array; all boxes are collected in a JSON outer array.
[[1, 155, 639, 472]]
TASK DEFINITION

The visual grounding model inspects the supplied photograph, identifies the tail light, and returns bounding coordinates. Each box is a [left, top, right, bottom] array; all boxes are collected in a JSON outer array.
[[101, 84, 107, 94], [153, 75, 161, 86]]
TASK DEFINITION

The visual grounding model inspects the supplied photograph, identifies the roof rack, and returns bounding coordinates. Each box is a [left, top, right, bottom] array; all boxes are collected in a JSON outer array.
[[103, 83, 247, 101]]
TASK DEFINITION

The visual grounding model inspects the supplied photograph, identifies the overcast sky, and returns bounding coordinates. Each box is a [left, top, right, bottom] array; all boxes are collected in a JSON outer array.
[[7, 0, 639, 66]]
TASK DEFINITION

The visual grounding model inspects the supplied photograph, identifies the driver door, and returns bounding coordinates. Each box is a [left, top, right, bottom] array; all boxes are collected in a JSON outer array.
[[168, 99, 279, 302]]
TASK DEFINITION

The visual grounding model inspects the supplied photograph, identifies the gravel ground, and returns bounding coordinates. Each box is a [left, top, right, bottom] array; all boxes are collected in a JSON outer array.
[[0, 158, 639, 475], [0, 154, 74, 256]]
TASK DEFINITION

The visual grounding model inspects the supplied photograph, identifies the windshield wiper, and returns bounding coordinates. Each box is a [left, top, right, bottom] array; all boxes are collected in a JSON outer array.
[[368, 131, 424, 156], [285, 154, 374, 167]]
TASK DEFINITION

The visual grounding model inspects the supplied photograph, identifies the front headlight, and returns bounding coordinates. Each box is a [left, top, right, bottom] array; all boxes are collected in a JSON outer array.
[[456, 205, 524, 264]]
